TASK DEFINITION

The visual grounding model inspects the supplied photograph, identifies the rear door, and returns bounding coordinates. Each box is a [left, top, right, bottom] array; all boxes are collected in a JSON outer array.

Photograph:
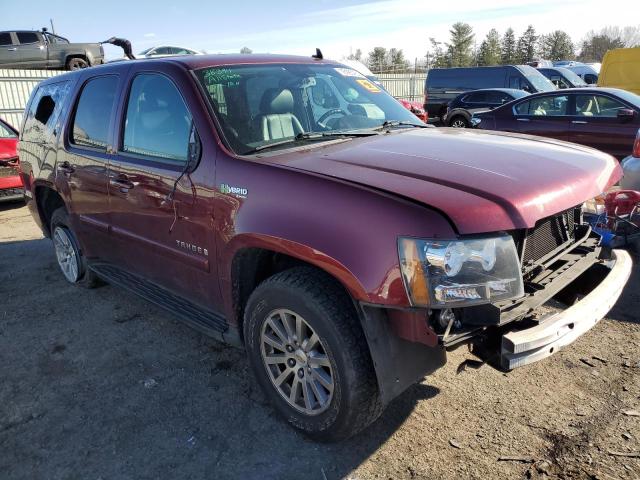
[[108, 67, 222, 311], [57, 74, 120, 259], [15, 31, 47, 68], [511, 93, 571, 141], [569, 93, 639, 158]]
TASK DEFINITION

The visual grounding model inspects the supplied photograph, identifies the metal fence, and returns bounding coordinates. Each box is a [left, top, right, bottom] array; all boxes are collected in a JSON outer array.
[[377, 73, 427, 101], [0, 69, 64, 129]]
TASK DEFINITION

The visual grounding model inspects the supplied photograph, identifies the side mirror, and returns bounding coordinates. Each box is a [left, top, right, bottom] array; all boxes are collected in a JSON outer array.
[[618, 108, 636, 121]]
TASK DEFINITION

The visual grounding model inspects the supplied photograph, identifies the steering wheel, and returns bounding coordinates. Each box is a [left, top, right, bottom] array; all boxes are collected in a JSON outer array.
[[318, 109, 349, 128]]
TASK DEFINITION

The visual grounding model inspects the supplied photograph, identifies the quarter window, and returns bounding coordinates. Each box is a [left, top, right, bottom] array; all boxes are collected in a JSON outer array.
[[71, 76, 118, 150], [575, 95, 627, 117], [515, 95, 569, 116], [0, 32, 12, 46], [0, 121, 16, 138], [23, 81, 72, 140], [122, 74, 192, 164], [16, 31, 39, 44]]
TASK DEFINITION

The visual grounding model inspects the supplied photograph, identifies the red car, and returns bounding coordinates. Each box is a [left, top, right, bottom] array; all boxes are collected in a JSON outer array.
[[20, 55, 632, 441], [397, 98, 428, 122], [0, 118, 22, 202], [472, 87, 640, 159]]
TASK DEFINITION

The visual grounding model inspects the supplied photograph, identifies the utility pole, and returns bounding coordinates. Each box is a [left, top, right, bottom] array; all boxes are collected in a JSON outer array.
[[50, 19, 56, 34]]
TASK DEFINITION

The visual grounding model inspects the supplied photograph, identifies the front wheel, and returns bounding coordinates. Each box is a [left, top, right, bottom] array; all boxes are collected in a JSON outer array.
[[243, 267, 381, 441], [449, 115, 469, 128]]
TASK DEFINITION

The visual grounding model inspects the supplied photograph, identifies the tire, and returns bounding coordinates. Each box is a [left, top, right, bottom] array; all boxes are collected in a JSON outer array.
[[449, 115, 469, 128], [243, 267, 382, 442], [50, 207, 101, 288], [66, 57, 89, 70]]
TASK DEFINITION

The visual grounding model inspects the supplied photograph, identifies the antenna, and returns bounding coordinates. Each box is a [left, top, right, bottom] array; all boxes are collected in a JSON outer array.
[[312, 48, 323, 60]]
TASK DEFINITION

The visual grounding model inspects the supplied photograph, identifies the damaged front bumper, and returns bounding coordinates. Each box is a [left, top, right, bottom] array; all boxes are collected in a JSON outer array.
[[501, 249, 632, 369]]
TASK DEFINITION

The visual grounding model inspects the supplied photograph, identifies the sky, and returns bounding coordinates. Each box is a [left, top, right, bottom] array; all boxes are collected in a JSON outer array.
[[2, 0, 638, 61]]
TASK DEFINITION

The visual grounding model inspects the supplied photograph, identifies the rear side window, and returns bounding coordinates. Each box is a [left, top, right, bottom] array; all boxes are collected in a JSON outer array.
[[122, 73, 192, 164], [487, 91, 512, 104], [71, 76, 118, 150], [17, 32, 39, 44], [0, 32, 12, 46], [465, 92, 487, 103], [22, 81, 72, 141]]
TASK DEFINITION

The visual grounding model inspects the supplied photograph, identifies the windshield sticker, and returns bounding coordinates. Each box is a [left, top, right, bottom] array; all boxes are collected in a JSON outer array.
[[356, 79, 381, 93], [334, 67, 366, 78], [203, 68, 241, 87]]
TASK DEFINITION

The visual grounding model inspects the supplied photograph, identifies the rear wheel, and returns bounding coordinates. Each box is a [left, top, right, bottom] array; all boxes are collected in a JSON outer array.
[[243, 267, 382, 441], [449, 115, 469, 128], [66, 57, 89, 70], [50, 208, 101, 288]]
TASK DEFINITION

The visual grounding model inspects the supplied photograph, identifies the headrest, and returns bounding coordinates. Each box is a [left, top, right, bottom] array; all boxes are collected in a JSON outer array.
[[260, 88, 294, 114]]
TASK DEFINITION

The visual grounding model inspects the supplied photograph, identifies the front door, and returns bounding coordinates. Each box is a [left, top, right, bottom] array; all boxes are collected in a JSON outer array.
[[108, 70, 221, 311], [569, 93, 640, 158], [512, 93, 571, 141]]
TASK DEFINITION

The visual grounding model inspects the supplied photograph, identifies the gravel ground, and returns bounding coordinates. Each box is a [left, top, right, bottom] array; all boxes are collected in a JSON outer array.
[[1, 202, 639, 480]]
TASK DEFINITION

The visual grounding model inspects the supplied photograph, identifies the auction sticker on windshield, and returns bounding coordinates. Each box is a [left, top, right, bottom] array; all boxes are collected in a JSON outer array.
[[356, 79, 381, 93], [334, 67, 365, 78]]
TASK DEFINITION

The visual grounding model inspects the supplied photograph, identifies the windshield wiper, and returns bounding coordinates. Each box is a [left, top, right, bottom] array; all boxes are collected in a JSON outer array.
[[375, 120, 429, 130], [244, 131, 379, 154]]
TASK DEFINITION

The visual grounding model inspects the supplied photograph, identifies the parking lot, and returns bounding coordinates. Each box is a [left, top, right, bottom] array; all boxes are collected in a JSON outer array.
[[1, 201, 639, 480]]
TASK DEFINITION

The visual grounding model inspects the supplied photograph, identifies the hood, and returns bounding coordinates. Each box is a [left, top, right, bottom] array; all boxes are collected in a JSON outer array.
[[265, 128, 621, 234]]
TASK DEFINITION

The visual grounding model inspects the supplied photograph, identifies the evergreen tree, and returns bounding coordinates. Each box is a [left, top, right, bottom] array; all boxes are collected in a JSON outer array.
[[347, 49, 363, 61], [387, 48, 409, 71], [478, 29, 501, 65], [538, 30, 574, 61], [516, 25, 538, 63], [501, 28, 517, 64], [366, 47, 388, 73], [446, 22, 475, 67], [240, 47, 252, 54]]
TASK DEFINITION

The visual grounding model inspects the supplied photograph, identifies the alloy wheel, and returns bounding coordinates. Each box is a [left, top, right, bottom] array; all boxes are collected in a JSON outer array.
[[53, 226, 80, 282], [451, 119, 467, 128], [260, 308, 334, 415]]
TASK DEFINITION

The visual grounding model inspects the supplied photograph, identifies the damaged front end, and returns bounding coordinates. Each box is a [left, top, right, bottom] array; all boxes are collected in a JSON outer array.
[[429, 206, 632, 370]]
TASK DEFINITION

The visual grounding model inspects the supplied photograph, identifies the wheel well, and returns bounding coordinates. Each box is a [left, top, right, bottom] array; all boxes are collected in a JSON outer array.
[[35, 186, 65, 236], [231, 248, 353, 342], [65, 54, 89, 66]]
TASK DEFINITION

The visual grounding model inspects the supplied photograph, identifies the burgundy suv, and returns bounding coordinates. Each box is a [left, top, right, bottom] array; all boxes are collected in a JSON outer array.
[[19, 54, 632, 441]]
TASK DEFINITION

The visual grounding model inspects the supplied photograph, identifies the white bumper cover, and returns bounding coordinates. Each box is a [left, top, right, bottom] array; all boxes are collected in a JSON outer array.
[[501, 249, 633, 370]]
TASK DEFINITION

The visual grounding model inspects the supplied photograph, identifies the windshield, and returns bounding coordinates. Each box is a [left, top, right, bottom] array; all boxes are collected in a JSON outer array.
[[138, 47, 152, 55], [195, 63, 423, 155], [558, 68, 587, 87], [524, 70, 556, 92]]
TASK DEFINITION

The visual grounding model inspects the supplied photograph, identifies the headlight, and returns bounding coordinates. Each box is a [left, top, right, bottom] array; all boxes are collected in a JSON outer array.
[[398, 235, 524, 307]]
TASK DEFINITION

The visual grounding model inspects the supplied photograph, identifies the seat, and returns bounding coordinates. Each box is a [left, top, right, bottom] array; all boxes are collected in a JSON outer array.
[[254, 88, 303, 141]]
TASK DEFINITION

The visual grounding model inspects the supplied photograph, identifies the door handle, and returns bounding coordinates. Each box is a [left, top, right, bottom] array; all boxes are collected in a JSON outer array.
[[58, 161, 75, 177], [109, 175, 135, 192], [571, 120, 587, 124], [516, 118, 530, 122]]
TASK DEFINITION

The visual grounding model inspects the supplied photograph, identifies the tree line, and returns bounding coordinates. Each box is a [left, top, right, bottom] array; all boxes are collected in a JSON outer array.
[[347, 24, 640, 74]]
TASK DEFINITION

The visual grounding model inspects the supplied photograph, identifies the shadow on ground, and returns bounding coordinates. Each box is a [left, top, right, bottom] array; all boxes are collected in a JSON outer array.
[[0, 236, 439, 480]]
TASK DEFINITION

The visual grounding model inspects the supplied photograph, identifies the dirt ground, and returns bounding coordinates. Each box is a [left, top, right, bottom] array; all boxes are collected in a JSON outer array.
[[1, 202, 639, 480]]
